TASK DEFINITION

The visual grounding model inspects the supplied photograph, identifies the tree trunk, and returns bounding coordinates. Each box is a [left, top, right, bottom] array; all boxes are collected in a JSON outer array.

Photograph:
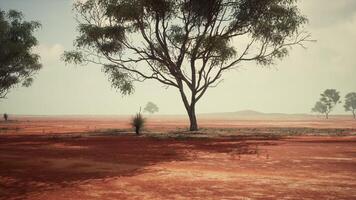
[[187, 104, 198, 131], [177, 81, 199, 131], [326, 112, 329, 119], [353, 110, 355, 120]]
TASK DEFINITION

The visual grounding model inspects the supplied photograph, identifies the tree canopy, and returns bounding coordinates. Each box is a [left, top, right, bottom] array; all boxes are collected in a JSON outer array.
[[312, 101, 327, 116], [312, 89, 340, 119], [144, 101, 159, 114], [64, 0, 310, 130], [344, 92, 356, 119], [0, 9, 42, 98]]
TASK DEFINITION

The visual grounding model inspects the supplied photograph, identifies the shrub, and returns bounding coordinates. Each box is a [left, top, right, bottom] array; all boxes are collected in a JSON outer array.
[[131, 113, 145, 135]]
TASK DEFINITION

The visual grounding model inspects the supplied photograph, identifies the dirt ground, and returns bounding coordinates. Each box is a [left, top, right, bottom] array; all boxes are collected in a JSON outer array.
[[0, 117, 356, 199]]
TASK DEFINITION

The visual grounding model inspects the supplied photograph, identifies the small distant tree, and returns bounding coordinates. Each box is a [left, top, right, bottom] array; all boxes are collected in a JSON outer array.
[[3, 113, 8, 121], [144, 102, 159, 114], [312, 101, 328, 118], [312, 89, 341, 119], [344, 92, 356, 119], [0, 10, 42, 98]]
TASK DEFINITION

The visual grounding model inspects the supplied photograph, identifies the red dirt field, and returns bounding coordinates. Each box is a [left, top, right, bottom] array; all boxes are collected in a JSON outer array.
[[1, 117, 356, 199], [1, 115, 356, 135]]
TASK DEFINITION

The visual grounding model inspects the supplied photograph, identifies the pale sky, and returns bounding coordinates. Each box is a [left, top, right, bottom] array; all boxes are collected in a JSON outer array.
[[0, 0, 355, 115]]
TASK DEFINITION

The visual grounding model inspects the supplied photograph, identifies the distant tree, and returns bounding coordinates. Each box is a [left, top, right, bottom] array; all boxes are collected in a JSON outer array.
[[0, 10, 42, 98], [64, 0, 311, 131], [344, 92, 356, 119], [3, 113, 8, 121], [312, 89, 341, 119], [312, 101, 328, 118], [144, 102, 159, 114]]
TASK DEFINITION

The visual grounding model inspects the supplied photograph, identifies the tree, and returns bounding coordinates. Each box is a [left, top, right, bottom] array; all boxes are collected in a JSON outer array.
[[312, 101, 328, 118], [0, 10, 42, 98], [144, 101, 159, 114], [3, 113, 8, 121], [64, 0, 311, 131], [312, 89, 341, 119], [344, 92, 356, 119]]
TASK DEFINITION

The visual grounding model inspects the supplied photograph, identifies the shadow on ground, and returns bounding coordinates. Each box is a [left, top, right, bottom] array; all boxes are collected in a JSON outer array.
[[0, 132, 278, 199]]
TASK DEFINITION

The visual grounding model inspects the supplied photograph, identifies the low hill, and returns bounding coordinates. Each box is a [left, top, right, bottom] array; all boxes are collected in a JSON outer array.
[[199, 110, 320, 120]]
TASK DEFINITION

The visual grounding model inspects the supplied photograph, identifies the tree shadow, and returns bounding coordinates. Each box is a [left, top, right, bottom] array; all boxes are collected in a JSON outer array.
[[0, 134, 279, 199]]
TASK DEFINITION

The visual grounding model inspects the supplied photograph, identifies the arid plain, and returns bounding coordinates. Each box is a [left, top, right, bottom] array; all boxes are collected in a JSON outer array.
[[1, 115, 356, 200]]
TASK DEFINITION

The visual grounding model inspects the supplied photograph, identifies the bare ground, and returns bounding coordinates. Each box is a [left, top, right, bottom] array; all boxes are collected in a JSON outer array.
[[0, 117, 356, 199]]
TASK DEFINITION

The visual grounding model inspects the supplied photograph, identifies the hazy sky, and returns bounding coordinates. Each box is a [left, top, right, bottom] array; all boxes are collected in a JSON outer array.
[[0, 0, 356, 115]]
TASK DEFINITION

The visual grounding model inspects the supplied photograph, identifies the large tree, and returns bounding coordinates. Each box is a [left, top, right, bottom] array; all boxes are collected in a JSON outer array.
[[344, 92, 356, 119], [64, 0, 310, 131], [312, 89, 341, 119], [0, 10, 42, 98]]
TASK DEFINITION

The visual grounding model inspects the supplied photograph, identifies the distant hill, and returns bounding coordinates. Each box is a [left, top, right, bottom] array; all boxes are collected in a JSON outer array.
[[228, 110, 264, 116], [199, 110, 317, 120]]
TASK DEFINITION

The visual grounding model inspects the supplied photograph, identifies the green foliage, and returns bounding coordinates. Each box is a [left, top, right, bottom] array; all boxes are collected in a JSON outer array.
[[144, 101, 159, 114], [312, 101, 327, 114], [0, 9, 42, 98], [131, 112, 145, 135], [76, 24, 126, 55], [103, 64, 134, 95], [234, 0, 307, 45], [344, 92, 356, 119], [320, 89, 341, 106], [169, 25, 185, 44], [312, 89, 341, 119], [62, 51, 84, 65], [197, 36, 237, 64], [65, 0, 308, 93], [183, 0, 221, 23]]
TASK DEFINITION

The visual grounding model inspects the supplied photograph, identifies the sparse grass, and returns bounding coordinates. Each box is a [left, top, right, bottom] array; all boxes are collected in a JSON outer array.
[[191, 127, 356, 137], [131, 113, 145, 135], [89, 128, 131, 136], [143, 127, 356, 140], [0, 126, 21, 133]]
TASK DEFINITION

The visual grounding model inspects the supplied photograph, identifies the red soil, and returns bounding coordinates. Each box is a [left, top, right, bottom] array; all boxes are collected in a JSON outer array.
[[0, 117, 356, 199], [1, 115, 356, 135]]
